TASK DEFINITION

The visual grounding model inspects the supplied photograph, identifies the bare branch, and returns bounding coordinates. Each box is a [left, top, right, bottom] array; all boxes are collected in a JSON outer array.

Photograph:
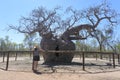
[[61, 24, 93, 41], [83, 1, 119, 29]]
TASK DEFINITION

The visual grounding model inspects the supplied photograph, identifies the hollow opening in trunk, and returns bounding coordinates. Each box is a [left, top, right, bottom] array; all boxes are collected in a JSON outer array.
[[55, 45, 59, 57]]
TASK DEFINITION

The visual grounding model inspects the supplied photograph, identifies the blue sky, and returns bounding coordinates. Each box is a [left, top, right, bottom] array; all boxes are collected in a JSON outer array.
[[0, 0, 120, 43]]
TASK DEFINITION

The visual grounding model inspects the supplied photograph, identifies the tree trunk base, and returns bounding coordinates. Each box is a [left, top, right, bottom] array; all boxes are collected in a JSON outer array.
[[43, 52, 75, 63]]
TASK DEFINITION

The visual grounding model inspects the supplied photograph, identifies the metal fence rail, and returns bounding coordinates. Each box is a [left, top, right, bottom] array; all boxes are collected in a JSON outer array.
[[0, 51, 119, 71]]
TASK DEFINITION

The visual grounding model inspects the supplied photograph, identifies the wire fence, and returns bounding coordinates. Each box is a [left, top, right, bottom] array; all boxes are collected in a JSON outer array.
[[0, 51, 120, 73]]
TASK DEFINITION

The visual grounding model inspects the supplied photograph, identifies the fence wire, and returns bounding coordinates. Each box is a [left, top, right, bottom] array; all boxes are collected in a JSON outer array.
[[0, 51, 120, 73]]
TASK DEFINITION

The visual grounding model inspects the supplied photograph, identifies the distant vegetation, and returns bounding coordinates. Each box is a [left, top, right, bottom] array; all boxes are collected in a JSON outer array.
[[0, 35, 120, 53], [75, 40, 120, 53], [0, 35, 39, 51]]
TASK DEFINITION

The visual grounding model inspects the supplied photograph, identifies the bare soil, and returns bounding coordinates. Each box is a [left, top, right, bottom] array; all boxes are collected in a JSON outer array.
[[0, 57, 120, 80]]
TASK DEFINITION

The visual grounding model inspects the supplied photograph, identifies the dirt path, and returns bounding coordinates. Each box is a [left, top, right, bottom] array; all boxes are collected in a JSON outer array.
[[1, 57, 120, 80], [0, 69, 120, 80]]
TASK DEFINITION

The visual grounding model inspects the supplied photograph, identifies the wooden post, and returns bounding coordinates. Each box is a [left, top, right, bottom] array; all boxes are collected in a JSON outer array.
[[15, 52, 17, 61], [30, 52, 32, 59], [32, 51, 34, 70], [96, 53, 97, 60], [100, 53, 103, 59], [109, 54, 111, 62], [118, 54, 120, 64], [82, 52, 85, 71], [3, 52, 5, 62], [79, 54, 81, 60], [6, 52, 10, 71], [112, 53, 115, 68]]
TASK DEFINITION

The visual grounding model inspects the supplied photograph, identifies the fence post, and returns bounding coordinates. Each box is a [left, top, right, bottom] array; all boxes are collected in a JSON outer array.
[[30, 51, 32, 59], [3, 52, 5, 62], [15, 52, 17, 61], [32, 51, 34, 70], [100, 53, 103, 59], [82, 52, 85, 71], [6, 51, 10, 71], [79, 54, 81, 60], [112, 53, 115, 68], [118, 54, 120, 64], [109, 54, 111, 62], [96, 53, 97, 60]]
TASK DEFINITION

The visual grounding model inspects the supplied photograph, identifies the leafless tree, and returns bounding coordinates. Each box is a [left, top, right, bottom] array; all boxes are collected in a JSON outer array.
[[9, 2, 119, 63], [83, 1, 119, 59]]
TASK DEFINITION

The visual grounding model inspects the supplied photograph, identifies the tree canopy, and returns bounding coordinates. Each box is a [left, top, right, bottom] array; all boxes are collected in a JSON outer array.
[[9, 1, 119, 40], [8, 1, 120, 53]]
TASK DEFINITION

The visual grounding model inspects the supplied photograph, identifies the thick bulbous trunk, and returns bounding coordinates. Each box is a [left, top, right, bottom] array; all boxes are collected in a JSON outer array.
[[40, 24, 93, 64], [40, 38, 75, 63]]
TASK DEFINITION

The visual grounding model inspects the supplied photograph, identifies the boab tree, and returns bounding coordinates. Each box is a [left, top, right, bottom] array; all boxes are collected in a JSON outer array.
[[9, 2, 119, 63]]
